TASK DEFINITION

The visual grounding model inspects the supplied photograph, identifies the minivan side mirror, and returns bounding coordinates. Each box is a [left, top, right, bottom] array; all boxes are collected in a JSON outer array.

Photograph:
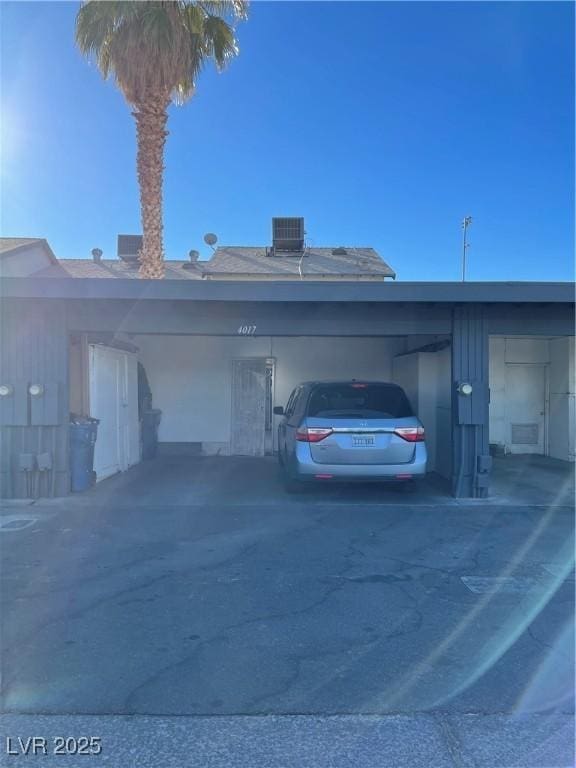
[[273, 406, 284, 416]]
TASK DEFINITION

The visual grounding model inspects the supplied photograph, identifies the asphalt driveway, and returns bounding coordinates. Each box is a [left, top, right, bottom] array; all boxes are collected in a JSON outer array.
[[0, 456, 574, 766]]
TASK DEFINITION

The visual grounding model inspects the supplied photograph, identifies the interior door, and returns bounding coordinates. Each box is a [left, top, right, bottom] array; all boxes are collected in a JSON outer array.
[[231, 359, 267, 456], [505, 363, 546, 454]]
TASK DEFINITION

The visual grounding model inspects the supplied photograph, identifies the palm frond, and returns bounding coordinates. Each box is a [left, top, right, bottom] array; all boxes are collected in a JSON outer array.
[[76, 0, 247, 105], [199, 1, 249, 22], [203, 14, 238, 69]]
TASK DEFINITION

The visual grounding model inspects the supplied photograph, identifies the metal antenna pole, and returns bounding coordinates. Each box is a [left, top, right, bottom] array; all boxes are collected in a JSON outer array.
[[461, 216, 472, 281]]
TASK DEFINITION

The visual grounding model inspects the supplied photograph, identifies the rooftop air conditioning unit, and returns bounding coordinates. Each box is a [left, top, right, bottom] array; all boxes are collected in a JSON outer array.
[[272, 217, 304, 254], [117, 234, 143, 262]]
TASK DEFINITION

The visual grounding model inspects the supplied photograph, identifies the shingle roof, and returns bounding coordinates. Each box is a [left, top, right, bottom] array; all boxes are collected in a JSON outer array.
[[205, 247, 395, 278], [6, 243, 395, 280], [35, 259, 203, 280], [0, 237, 57, 261]]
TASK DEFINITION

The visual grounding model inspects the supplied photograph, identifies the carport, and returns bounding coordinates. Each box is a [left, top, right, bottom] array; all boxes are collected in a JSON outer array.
[[0, 278, 573, 499]]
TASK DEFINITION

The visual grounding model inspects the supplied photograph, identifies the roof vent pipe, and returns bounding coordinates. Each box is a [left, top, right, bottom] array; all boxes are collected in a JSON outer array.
[[91, 248, 103, 263], [188, 249, 199, 262]]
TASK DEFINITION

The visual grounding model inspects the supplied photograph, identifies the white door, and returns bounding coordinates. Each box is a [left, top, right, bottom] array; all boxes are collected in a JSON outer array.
[[89, 345, 139, 480], [231, 359, 267, 456], [505, 364, 547, 454]]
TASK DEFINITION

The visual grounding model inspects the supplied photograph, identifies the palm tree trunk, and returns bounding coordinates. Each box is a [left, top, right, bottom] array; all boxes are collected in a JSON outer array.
[[133, 99, 169, 279]]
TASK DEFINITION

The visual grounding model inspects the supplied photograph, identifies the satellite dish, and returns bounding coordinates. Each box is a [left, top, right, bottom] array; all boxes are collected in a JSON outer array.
[[204, 233, 218, 247]]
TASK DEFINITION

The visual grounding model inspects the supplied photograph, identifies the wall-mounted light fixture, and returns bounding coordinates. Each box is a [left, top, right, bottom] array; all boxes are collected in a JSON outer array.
[[0, 384, 14, 397], [28, 384, 45, 397], [457, 382, 473, 396]]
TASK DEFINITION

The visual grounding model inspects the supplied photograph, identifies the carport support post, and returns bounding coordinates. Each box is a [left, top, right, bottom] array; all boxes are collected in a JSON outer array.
[[451, 304, 490, 498]]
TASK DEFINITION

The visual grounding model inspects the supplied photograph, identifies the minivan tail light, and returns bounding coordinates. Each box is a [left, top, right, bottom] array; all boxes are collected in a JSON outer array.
[[296, 427, 333, 443], [394, 427, 425, 442]]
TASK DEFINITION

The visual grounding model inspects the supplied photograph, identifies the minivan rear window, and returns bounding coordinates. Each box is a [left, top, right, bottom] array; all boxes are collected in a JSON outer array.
[[306, 383, 413, 419]]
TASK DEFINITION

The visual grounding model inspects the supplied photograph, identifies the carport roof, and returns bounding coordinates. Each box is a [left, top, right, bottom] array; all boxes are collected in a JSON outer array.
[[0, 276, 573, 303]]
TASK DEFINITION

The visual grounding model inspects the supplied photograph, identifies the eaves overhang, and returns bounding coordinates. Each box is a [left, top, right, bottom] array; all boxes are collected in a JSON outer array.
[[0, 278, 573, 304]]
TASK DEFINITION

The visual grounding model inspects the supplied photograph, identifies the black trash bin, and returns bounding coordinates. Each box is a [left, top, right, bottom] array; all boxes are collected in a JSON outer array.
[[69, 416, 99, 492], [141, 409, 161, 460]]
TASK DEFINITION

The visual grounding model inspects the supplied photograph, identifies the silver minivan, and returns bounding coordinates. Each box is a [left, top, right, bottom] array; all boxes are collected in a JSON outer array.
[[274, 381, 427, 491]]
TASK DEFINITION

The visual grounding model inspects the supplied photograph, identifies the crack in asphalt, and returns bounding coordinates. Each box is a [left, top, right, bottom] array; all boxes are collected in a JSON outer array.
[[2, 496, 573, 718], [0, 524, 273, 602], [121, 565, 426, 714], [122, 573, 354, 712], [0, 537, 274, 692]]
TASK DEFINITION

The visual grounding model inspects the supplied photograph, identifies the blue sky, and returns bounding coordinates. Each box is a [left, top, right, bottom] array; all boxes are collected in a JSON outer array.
[[1, 1, 573, 281]]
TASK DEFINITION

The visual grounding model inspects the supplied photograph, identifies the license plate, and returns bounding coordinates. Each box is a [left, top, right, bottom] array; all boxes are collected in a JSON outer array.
[[352, 436, 375, 447]]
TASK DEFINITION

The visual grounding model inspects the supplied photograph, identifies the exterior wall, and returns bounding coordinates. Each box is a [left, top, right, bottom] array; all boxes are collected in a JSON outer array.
[[489, 336, 575, 461], [488, 336, 507, 449], [65, 299, 453, 338], [137, 335, 405, 453], [0, 299, 69, 498], [489, 337, 550, 450], [0, 244, 53, 278], [69, 337, 86, 415], [391, 345, 452, 476], [435, 346, 452, 479], [549, 337, 575, 461], [484, 304, 574, 337]]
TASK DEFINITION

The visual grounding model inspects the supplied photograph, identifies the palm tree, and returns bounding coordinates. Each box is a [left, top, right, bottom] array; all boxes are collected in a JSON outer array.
[[76, 1, 248, 278]]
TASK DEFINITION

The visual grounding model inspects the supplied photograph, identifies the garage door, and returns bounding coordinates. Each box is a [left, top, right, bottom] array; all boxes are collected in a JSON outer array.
[[89, 345, 139, 480]]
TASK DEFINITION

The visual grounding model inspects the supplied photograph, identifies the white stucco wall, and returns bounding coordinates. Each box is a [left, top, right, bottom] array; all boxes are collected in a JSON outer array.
[[136, 335, 406, 452], [549, 337, 575, 461], [489, 336, 575, 461], [435, 346, 452, 479], [391, 345, 452, 476]]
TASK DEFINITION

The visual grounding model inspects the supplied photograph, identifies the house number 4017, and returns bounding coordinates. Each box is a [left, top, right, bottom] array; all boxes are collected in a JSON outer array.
[[237, 325, 257, 335]]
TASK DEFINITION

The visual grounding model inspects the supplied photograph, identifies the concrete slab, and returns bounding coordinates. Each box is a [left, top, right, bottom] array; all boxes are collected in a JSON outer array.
[[26, 453, 576, 510], [491, 455, 575, 507], [36, 455, 454, 508], [0, 713, 572, 767], [447, 713, 575, 768]]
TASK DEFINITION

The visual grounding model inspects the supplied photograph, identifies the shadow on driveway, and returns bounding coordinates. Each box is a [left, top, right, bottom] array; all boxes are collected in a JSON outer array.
[[57, 453, 576, 508], [62, 455, 453, 508]]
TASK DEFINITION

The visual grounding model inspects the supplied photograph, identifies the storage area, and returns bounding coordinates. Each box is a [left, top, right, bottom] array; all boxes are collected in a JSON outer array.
[[68, 336, 140, 483], [489, 336, 575, 462]]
